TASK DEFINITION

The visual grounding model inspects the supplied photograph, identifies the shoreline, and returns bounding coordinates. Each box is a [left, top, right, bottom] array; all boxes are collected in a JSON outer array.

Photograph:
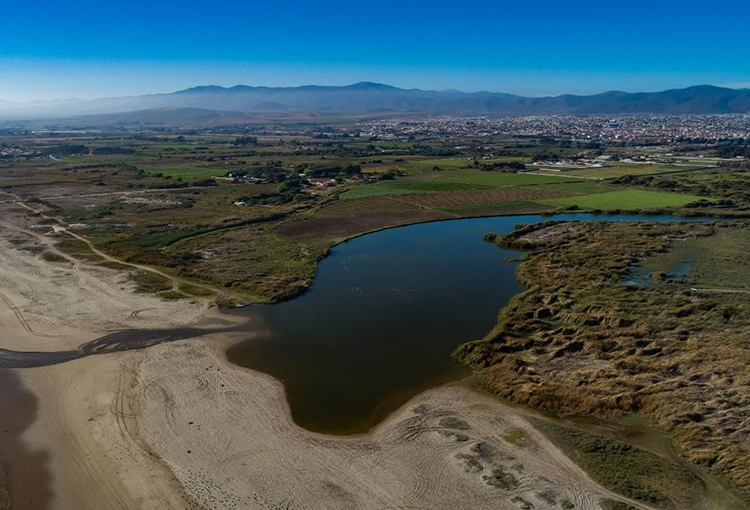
[[133, 336, 658, 510], [0, 212, 634, 509], [0, 220, 218, 509], [0, 207, 742, 509]]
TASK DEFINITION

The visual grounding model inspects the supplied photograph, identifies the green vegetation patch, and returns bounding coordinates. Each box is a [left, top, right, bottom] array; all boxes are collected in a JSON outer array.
[[400, 158, 472, 173], [40, 251, 70, 263], [535, 421, 704, 509], [540, 189, 710, 210], [414, 168, 576, 188], [143, 165, 219, 181], [108, 229, 208, 250], [500, 427, 530, 447], [177, 283, 216, 298], [538, 180, 617, 195], [483, 465, 518, 490], [341, 179, 481, 199], [131, 270, 173, 294], [173, 226, 330, 302], [157, 290, 187, 300], [641, 228, 750, 292], [342, 169, 577, 200], [54, 236, 104, 263], [439, 417, 471, 430], [96, 261, 132, 271], [536, 162, 710, 179]]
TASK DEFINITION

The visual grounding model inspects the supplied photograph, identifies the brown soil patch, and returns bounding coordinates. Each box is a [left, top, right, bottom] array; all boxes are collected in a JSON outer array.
[[279, 199, 452, 240], [279, 186, 570, 241], [391, 186, 570, 208]]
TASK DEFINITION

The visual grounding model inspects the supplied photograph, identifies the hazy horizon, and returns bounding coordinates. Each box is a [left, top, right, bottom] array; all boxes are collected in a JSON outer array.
[[1, 0, 748, 102], [0, 78, 749, 105]]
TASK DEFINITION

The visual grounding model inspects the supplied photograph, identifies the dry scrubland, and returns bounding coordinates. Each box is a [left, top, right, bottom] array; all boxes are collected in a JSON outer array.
[[456, 220, 750, 506]]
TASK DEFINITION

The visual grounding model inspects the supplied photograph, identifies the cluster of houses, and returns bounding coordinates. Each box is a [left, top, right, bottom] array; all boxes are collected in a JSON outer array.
[[223, 171, 341, 188], [532, 158, 608, 169]]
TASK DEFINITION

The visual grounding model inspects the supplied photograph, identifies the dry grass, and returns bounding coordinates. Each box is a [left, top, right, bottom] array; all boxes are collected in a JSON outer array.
[[454, 221, 750, 504]]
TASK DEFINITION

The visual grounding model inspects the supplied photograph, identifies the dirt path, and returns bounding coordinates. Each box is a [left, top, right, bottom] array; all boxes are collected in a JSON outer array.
[[3, 192, 251, 305]]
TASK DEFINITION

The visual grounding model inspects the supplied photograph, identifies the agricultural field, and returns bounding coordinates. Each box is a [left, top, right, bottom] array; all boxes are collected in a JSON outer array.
[[406, 167, 579, 187], [342, 168, 579, 199], [0, 128, 745, 307], [540, 189, 710, 210], [533, 161, 713, 179]]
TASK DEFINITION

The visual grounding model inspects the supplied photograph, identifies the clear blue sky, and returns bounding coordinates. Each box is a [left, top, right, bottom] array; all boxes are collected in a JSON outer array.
[[1, 0, 748, 101]]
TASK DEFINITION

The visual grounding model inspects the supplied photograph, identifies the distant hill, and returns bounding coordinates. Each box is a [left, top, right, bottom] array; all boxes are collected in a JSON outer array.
[[35, 108, 251, 128], [2, 83, 750, 121]]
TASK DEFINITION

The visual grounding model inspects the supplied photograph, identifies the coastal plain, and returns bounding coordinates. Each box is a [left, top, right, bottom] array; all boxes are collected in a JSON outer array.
[[2, 125, 749, 509]]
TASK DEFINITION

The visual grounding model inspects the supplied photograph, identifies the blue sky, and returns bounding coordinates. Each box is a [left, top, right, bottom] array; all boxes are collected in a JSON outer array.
[[1, 0, 748, 101]]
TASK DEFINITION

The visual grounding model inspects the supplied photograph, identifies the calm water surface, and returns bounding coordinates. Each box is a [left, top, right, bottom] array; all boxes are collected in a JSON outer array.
[[227, 214, 701, 434]]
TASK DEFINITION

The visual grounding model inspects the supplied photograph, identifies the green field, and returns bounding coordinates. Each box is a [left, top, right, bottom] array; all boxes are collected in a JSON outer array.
[[399, 158, 473, 173], [341, 180, 482, 199], [343, 169, 576, 199], [540, 189, 709, 210], [533, 162, 712, 179], [417, 168, 576, 187]]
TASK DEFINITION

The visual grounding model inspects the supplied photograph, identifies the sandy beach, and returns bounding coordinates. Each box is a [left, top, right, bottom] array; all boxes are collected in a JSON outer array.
[[0, 218, 656, 510]]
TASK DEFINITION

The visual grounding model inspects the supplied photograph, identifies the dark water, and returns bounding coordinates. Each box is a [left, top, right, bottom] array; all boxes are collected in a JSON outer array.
[[226, 214, 710, 434], [624, 252, 697, 286], [0, 327, 224, 369], [671, 259, 696, 279]]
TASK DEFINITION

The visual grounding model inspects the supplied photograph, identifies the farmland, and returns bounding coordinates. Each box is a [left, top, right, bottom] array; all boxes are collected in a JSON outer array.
[[540, 189, 710, 210], [2, 119, 750, 509], [532, 161, 710, 179], [0, 127, 743, 305]]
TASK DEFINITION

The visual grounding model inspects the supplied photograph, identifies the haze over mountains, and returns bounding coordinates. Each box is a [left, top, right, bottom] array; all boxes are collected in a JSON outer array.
[[2, 83, 750, 123]]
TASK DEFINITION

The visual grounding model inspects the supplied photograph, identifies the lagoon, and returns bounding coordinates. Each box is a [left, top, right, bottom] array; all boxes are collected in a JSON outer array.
[[227, 214, 705, 434]]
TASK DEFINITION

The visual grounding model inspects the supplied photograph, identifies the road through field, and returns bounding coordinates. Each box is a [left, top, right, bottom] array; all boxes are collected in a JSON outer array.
[[1, 191, 251, 305]]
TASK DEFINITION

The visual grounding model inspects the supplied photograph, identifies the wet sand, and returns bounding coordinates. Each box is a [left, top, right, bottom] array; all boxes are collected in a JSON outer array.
[[0, 222, 213, 509], [0, 326, 242, 369], [0, 369, 52, 509]]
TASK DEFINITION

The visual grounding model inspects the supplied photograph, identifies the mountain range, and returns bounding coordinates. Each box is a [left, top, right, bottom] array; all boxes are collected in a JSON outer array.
[[2, 83, 750, 124]]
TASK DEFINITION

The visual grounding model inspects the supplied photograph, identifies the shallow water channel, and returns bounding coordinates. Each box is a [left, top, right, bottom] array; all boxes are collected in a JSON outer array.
[[227, 214, 706, 434]]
